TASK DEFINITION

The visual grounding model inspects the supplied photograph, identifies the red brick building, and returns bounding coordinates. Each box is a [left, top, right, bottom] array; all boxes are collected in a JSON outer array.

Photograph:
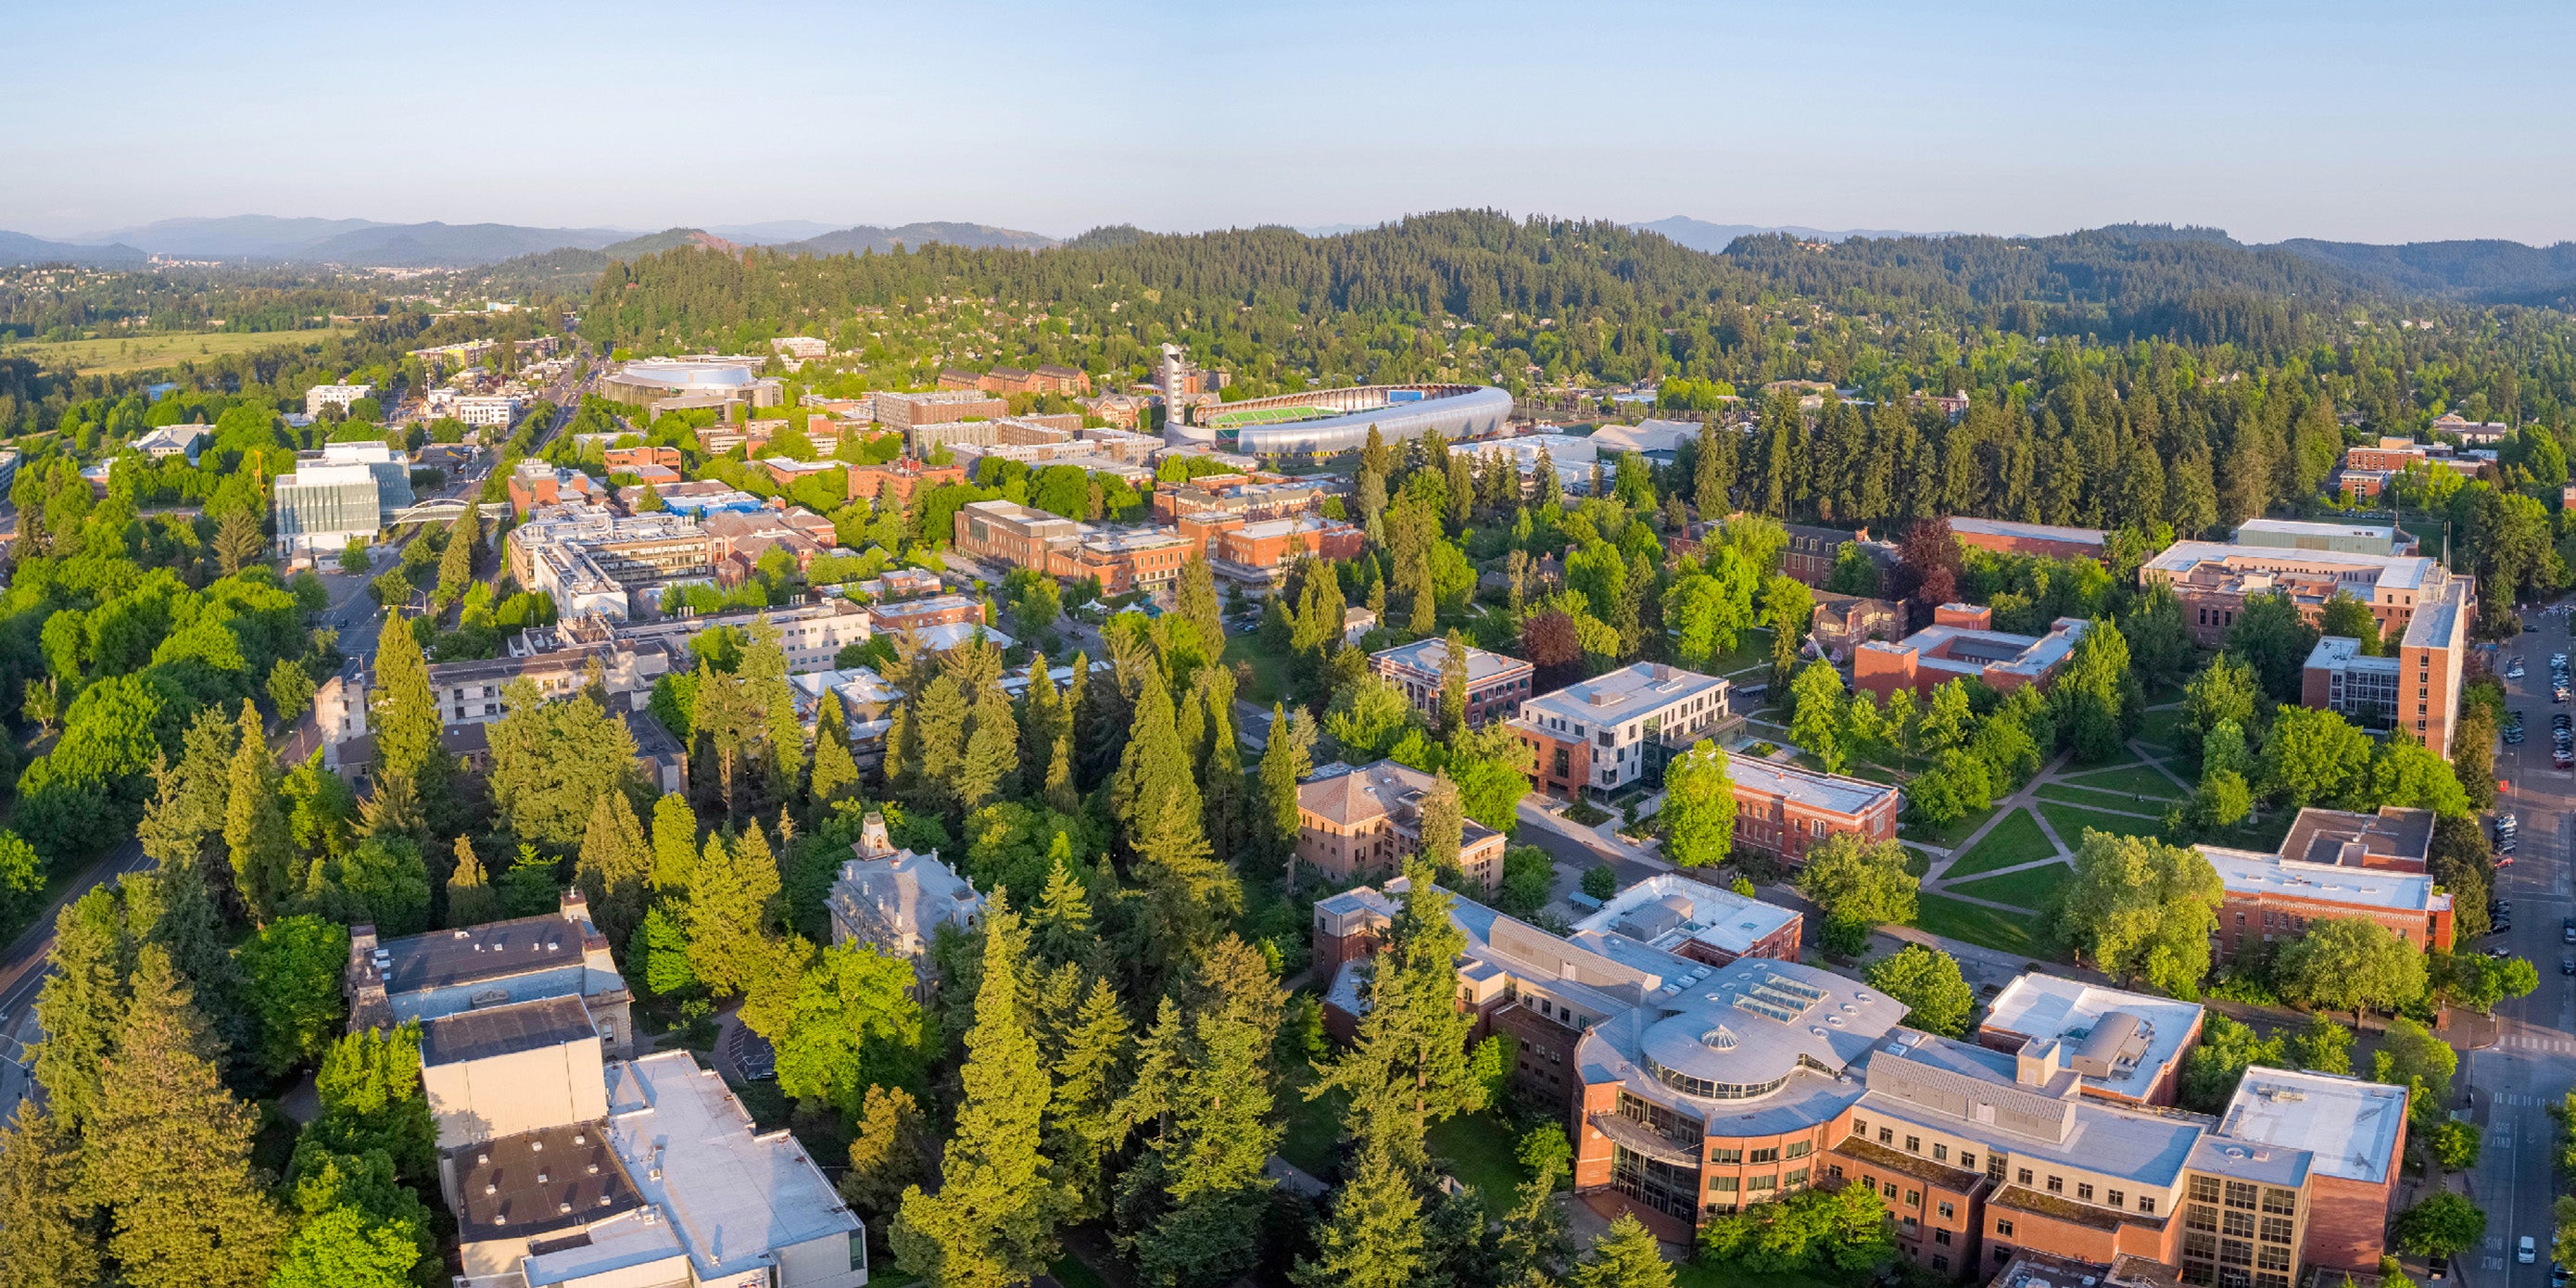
[[1369, 638, 1537, 729], [1293, 761, 1508, 894], [1214, 515, 1365, 569], [1724, 757, 1901, 862], [2199, 817, 2455, 962], [849, 457, 967, 506], [602, 445, 682, 474], [1852, 605, 2089, 702], [1948, 517, 2107, 562]]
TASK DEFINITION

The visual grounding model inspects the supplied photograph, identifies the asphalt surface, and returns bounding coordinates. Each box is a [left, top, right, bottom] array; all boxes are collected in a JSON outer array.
[[2465, 614, 2576, 1286]]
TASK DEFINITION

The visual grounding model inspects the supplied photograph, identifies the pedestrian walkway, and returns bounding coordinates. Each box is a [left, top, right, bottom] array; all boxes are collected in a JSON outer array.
[[1911, 719, 2203, 927], [2495, 1030, 2576, 1054]]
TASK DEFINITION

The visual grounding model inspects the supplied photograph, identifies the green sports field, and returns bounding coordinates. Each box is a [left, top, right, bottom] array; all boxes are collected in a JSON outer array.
[[1206, 403, 1337, 429]]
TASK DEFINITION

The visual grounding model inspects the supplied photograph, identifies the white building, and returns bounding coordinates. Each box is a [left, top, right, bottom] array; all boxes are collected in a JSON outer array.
[[304, 382, 373, 417], [829, 813, 984, 1000], [455, 394, 523, 428], [133, 423, 208, 462], [1512, 662, 1732, 795], [772, 335, 829, 360], [272, 461, 382, 553]]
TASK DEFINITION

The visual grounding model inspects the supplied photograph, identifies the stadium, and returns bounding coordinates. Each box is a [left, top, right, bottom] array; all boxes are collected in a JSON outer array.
[[599, 357, 783, 412], [1182, 383, 1512, 456]]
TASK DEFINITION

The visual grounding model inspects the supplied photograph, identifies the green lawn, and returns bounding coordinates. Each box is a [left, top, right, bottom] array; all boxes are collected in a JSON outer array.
[[1277, 1058, 1348, 1178], [1900, 845, 1937, 878], [2137, 706, 2187, 751], [1427, 1110, 1530, 1217], [1676, 1263, 1836, 1288], [1709, 626, 1778, 677], [1943, 808, 2059, 878], [2038, 802, 2166, 844], [1219, 630, 1287, 705], [1951, 860, 2073, 912], [2037, 783, 2178, 814], [1913, 894, 2049, 958], [1899, 802, 2000, 851], [2056, 764, 2186, 800]]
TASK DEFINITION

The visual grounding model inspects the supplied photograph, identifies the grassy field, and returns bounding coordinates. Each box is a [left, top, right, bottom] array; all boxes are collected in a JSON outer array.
[[2038, 802, 2166, 844], [1913, 893, 2049, 957], [1944, 808, 2057, 878], [1277, 1057, 1347, 1179], [1208, 403, 1332, 428], [1951, 860, 2073, 912], [1900, 801, 1999, 851], [1427, 1110, 1531, 1218], [2137, 706, 2187, 751], [1219, 630, 1288, 705], [0, 326, 352, 375], [2037, 782, 2178, 814], [2058, 764, 2186, 799], [1675, 1263, 1835, 1288]]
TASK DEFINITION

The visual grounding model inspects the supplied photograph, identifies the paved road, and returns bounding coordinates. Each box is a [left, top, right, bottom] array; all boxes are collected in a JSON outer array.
[[2464, 621, 2576, 1288], [0, 839, 150, 1120]]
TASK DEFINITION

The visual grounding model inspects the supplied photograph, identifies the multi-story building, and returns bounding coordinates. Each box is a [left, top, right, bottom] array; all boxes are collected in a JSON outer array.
[[2297, 578, 2469, 754], [272, 461, 384, 554], [772, 335, 829, 360], [1973, 974, 2204, 1107], [345, 890, 634, 1064], [1370, 638, 1537, 729], [2431, 411, 2510, 446], [1293, 760, 1508, 893], [1949, 517, 2107, 563], [2199, 818, 2454, 962], [1811, 592, 1904, 663], [830, 812, 985, 1001], [952, 499, 1080, 569], [504, 503, 713, 619], [601, 444, 682, 474], [2139, 541, 2468, 649], [525, 599, 876, 676], [1209, 514, 1367, 572], [1151, 474, 1327, 524], [134, 423, 207, 461], [624, 478, 767, 518], [1781, 524, 1857, 586], [2302, 636, 2403, 729], [1515, 663, 1733, 799], [454, 394, 521, 427], [1725, 758, 1901, 863], [704, 506, 836, 564], [2234, 518, 2413, 558], [849, 456, 967, 505], [872, 389, 1008, 435], [762, 455, 848, 492], [505, 459, 600, 516], [1054, 527, 1193, 593], [1853, 605, 2090, 702], [305, 382, 373, 417]]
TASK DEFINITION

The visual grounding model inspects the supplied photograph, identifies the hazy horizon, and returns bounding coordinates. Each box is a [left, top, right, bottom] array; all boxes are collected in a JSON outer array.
[[10, 0, 2576, 246]]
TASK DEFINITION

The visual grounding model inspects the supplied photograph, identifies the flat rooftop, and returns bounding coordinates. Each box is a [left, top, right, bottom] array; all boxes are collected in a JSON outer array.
[[2276, 806, 2434, 870], [423, 995, 598, 1066], [1370, 637, 1532, 684], [1571, 872, 1800, 959], [1726, 757, 1898, 818], [1978, 973, 2200, 1101], [606, 1052, 861, 1281], [1888, 617, 2089, 681], [1948, 516, 2106, 548], [1520, 662, 1726, 727], [382, 914, 594, 995], [2215, 1067, 2406, 1183], [2304, 636, 2398, 674], [2196, 845, 2446, 914], [2145, 540, 2443, 591]]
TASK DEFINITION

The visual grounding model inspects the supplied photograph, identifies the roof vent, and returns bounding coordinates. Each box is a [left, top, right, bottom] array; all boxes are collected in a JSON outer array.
[[476, 1153, 489, 1166], [530, 1140, 543, 1153], [559, 1202, 574, 1214], [2223, 1145, 2248, 1159], [587, 1164, 600, 1175], [454, 929, 470, 939], [485, 1183, 498, 1195], [573, 1133, 586, 1144], [598, 1194, 613, 1206]]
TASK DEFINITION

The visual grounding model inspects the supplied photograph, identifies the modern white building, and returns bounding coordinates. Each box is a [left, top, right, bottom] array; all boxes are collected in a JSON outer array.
[[272, 461, 383, 553], [455, 394, 523, 428], [304, 382, 373, 417], [1512, 663, 1732, 796]]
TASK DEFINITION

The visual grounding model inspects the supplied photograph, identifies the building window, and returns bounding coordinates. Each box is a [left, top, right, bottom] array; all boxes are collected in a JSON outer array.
[[2190, 1176, 2221, 1204], [2223, 1181, 2258, 1210], [1880, 1129, 1894, 1145], [1904, 1136, 1921, 1154], [2077, 1183, 2093, 1202], [1906, 1190, 1921, 1208], [1749, 1148, 1779, 1164], [1965, 1153, 1981, 1174], [2260, 1217, 2295, 1244], [2046, 1176, 2063, 1194], [1936, 1230, 1952, 1245], [1711, 1148, 1742, 1165], [2188, 1206, 2218, 1232], [2140, 1196, 2156, 1215], [1932, 1144, 1948, 1163], [1785, 1141, 1812, 1159], [1938, 1202, 1954, 1219], [1749, 1175, 1777, 1192], [1786, 1168, 1809, 1187], [2222, 1210, 2255, 1239], [2261, 1188, 2297, 1216], [2016, 1168, 2033, 1186], [1995, 1219, 2014, 1238], [1709, 1176, 1739, 1193], [2107, 1190, 2125, 1208]]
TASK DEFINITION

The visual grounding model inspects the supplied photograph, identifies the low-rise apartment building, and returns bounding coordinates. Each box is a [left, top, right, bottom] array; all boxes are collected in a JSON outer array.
[[505, 460, 601, 516], [1852, 605, 2090, 702], [1294, 760, 1508, 894], [1370, 638, 1536, 729], [454, 394, 521, 428], [305, 382, 373, 417], [1515, 663, 1732, 799], [2139, 540, 2467, 649], [1725, 757, 1900, 862], [872, 388, 1007, 433]]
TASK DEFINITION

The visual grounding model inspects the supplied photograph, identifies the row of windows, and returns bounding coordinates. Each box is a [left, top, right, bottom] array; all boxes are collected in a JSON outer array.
[[1709, 1141, 1811, 1165]]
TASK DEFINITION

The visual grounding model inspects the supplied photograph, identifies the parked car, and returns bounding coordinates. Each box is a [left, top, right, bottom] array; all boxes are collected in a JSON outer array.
[[2520, 1236, 2538, 1265]]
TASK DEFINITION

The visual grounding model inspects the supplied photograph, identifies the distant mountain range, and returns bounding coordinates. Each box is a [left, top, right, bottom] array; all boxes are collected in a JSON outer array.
[[0, 215, 1060, 270], [0, 229, 145, 267]]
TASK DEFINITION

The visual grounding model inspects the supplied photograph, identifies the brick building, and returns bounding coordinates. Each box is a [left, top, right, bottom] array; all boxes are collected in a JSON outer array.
[[1293, 761, 1508, 894], [505, 460, 600, 517], [1514, 663, 1732, 799], [848, 457, 967, 505], [1724, 758, 1901, 862], [1851, 605, 2090, 702], [2139, 541, 2468, 650], [872, 389, 1008, 434], [2199, 821, 2454, 962], [1150, 474, 1325, 523], [1370, 638, 1537, 729], [952, 499, 1081, 569], [1811, 592, 1904, 662], [602, 445, 682, 474], [1780, 524, 1856, 586], [1949, 517, 2108, 563], [1973, 974, 2204, 1107], [2301, 579, 2469, 755], [1209, 514, 1365, 571]]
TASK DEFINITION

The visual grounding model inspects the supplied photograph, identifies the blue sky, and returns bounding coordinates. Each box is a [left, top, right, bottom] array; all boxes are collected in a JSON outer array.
[[8, 0, 2574, 245]]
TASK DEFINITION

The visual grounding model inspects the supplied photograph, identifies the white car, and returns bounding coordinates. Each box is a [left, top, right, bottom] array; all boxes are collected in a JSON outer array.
[[2522, 1237, 2540, 1265]]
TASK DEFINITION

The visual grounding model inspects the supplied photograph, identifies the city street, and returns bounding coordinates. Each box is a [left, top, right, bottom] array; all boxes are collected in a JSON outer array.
[[2466, 614, 2576, 1287]]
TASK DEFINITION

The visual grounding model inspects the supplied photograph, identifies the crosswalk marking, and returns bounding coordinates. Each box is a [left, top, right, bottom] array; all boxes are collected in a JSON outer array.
[[2499, 1034, 2576, 1054]]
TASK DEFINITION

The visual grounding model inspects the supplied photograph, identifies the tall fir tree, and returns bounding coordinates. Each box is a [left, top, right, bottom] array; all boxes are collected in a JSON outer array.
[[1030, 852, 1097, 972], [743, 618, 807, 792], [1569, 1213, 1674, 1288], [1292, 1138, 1425, 1288], [1258, 702, 1314, 875], [892, 903, 1065, 1288], [682, 826, 785, 997], [1045, 975, 1130, 1227], [810, 696, 863, 811], [84, 946, 287, 1288], [435, 502, 478, 602], [1115, 676, 1238, 965], [1123, 936, 1286, 1288], [1438, 628, 1470, 736], [574, 791, 653, 947], [222, 701, 294, 924], [953, 679, 1019, 815], [368, 612, 447, 811], [0, 1100, 98, 1288], [649, 791, 699, 893], [1417, 774, 1464, 880], [443, 838, 499, 928], [123, 863, 250, 1064], [31, 887, 131, 1135], [910, 675, 970, 816], [1314, 862, 1481, 1171], [1192, 669, 1248, 865]]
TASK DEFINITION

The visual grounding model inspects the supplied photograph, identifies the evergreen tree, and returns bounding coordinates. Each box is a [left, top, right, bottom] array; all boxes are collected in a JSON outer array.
[[1438, 628, 1470, 736], [1047, 975, 1130, 1227], [123, 863, 250, 1063], [1292, 1139, 1426, 1288], [1123, 937, 1286, 1288], [911, 675, 970, 815], [1314, 862, 1481, 1170], [368, 612, 447, 810], [443, 838, 499, 928], [84, 946, 287, 1288], [1117, 676, 1239, 963], [954, 679, 1019, 815], [1175, 557, 1224, 667], [650, 791, 699, 893], [1259, 702, 1315, 873], [840, 1083, 932, 1222], [811, 696, 862, 810], [1569, 1213, 1674, 1288], [222, 701, 294, 924], [0, 1101, 98, 1288], [892, 903, 1064, 1288], [435, 502, 478, 603], [684, 827, 784, 997], [32, 887, 131, 1135], [1418, 773, 1464, 879], [1031, 853, 1097, 972], [575, 791, 653, 947], [1192, 668, 1248, 864], [743, 618, 807, 792]]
